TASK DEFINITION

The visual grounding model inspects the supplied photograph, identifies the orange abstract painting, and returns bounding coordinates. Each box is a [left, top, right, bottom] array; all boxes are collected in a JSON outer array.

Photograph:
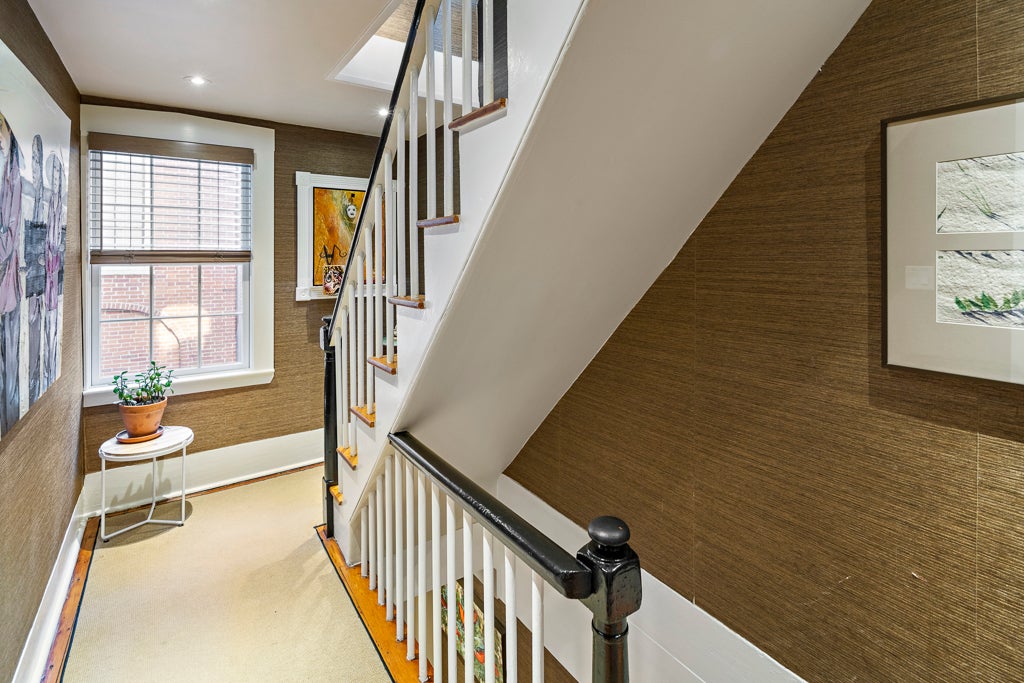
[[312, 187, 363, 286]]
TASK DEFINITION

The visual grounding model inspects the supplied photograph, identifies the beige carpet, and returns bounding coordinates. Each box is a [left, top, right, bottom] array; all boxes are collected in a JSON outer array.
[[63, 467, 390, 683]]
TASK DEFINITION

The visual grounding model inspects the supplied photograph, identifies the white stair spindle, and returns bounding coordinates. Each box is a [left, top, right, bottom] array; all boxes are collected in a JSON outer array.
[[360, 509, 369, 578], [483, 530, 495, 683], [483, 0, 494, 103], [357, 259, 366, 408], [409, 69, 420, 298], [406, 460, 416, 659], [425, 7, 437, 220], [420, 470, 430, 680], [463, 510, 474, 683], [375, 176, 386, 361], [385, 455, 394, 620], [366, 193, 377, 411], [462, 0, 473, 114], [446, 494, 457, 683], [396, 112, 407, 300], [347, 287, 358, 447], [368, 490, 377, 590], [342, 323, 350, 450], [395, 455, 404, 634], [433, 484, 446, 683], [504, 547, 517, 683], [377, 475, 385, 606], [442, 0, 454, 216], [532, 572, 544, 683]]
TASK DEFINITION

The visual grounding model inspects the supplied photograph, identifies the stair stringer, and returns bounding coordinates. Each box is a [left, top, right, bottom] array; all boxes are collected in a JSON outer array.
[[332, 0, 590, 561]]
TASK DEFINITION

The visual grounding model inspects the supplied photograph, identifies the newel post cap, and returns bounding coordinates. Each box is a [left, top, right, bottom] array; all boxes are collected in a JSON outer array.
[[588, 516, 630, 549]]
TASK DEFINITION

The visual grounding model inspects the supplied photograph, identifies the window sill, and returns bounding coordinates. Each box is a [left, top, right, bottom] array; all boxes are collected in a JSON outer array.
[[82, 368, 275, 408]]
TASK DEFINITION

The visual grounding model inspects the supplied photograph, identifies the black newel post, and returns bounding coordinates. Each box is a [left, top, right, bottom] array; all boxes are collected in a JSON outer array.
[[321, 317, 338, 537], [577, 516, 642, 683]]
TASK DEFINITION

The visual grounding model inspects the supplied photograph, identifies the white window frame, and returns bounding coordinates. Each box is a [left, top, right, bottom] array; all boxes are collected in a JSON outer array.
[[81, 105, 275, 407]]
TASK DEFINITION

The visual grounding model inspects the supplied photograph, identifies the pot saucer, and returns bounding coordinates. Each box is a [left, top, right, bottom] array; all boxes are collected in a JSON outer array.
[[116, 426, 164, 444]]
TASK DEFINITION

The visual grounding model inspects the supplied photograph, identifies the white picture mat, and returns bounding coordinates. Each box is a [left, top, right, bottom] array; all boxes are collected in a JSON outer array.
[[887, 98, 1024, 383], [294, 172, 367, 301]]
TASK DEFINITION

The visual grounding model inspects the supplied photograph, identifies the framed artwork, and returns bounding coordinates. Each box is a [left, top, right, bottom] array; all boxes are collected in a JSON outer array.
[[885, 94, 1024, 384], [441, 576, 506, 683], [0, 37, 70, 439], [295, 172, 367, 300]]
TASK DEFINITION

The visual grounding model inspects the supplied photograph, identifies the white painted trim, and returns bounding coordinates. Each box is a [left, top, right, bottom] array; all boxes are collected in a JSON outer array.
[[81, 368, 275, 408], [497, 475, 805, 683], [80, 105, 275, 393], [295, 172, 369, 302], [81, 428, 324, 517], [12, 491, 88, 683], [324, 0, 406, 80]]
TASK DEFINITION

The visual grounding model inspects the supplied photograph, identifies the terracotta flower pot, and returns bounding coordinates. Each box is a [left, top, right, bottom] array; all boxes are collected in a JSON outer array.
[[118, 397, 167, 438]]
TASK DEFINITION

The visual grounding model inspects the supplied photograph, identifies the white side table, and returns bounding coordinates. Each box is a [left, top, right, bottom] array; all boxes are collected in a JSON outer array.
[[98, 426, 194, 541]]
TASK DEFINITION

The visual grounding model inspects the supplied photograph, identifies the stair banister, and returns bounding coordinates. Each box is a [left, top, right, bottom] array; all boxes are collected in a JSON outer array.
[[388, 431, 643, 682]]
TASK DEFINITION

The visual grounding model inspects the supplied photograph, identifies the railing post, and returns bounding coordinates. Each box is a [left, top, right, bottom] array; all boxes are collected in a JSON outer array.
[[321, 316, 338, 537], [577, 516, 642, 683]]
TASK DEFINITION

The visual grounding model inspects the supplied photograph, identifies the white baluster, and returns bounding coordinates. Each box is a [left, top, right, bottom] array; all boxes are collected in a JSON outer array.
[[483, 530, 495, 683], [377, 476, 385, 606], [442, 0, 454, 216], [504, 547, 517, 683], [420, 470, 430, 679], [360, 508, 369, 578], [406, 460, 416, 659], [408, 69, 420, 298], [396, 111, 407, 302], [395, 455, 404, 635], [483, 0, 494, 104], [462, 0, 473, 114], [368, 490, 377, 590], [385, 455, 394, 620], [431, 483, 445, 681], [376, 174, 387, 362], [337, 314, 347, 450], [347, 286, 358, 447], [356, 261, 365, 409], [446, 494, 457, 683], [532, 572, 543, 683], [367, 190, 378, 411], [463, 510, 474, 683], [425, 7, 437, 221]]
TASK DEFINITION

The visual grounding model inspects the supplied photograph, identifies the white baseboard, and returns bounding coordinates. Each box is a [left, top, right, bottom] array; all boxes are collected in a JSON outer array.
[[496, 475, 805, 683], [12, 490, 88, 683], [14, 429, 326, 683], [80, 428, 325, 517]]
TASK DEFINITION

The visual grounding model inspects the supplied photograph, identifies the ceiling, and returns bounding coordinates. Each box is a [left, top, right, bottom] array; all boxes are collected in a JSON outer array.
[[28, 0, 404, 135]]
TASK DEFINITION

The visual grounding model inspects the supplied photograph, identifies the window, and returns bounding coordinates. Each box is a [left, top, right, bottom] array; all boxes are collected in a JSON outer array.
[[86, 133, 253, 389]]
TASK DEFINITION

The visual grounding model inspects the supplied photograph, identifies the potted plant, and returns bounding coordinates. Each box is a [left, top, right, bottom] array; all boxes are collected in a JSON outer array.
[[112, 361, 174, 441]]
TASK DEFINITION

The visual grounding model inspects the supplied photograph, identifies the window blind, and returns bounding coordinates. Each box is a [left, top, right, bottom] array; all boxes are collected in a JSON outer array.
[[87, 134, 253, 264]]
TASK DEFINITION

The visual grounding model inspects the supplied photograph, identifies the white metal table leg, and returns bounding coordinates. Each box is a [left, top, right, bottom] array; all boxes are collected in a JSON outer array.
[[179, 444, 187, 525], [100, 458, 107, 541]]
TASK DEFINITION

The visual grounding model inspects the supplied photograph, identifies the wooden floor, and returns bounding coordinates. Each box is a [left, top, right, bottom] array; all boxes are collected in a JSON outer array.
[[317, 525, 433, 683]]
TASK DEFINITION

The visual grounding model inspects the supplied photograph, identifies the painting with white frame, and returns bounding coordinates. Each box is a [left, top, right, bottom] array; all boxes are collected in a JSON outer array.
[[295, 172, 368, 301], [886, 96, 1024, 384]]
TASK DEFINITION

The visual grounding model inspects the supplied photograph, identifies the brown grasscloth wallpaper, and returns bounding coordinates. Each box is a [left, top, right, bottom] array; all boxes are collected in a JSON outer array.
[[0, 0, 82, 678], [79, 97, 379, 472], [506, 1, 1024, 681]]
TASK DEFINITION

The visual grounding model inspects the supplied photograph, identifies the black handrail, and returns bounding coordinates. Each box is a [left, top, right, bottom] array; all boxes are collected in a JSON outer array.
[[389, 431, 595, 599], [326, 0, 430, 341]]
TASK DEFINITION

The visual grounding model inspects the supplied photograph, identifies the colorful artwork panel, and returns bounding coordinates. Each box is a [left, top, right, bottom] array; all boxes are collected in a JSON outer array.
[[440, 579, 506, 683], [312, 187, 363, 286], [0, 38, 70, 439], [936, 250, 1024, 328]]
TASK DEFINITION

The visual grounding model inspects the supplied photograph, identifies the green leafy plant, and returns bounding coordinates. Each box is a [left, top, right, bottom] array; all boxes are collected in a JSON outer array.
[[112, 362, 174, 406]]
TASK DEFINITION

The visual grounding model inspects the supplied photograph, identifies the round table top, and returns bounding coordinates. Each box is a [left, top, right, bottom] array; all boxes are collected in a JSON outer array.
[[98, 426, 194, 462]]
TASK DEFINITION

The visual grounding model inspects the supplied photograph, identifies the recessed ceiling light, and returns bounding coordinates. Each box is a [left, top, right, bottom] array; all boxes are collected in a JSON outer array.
[[378, 108, 389, 117], [186, 75, 209, 86]]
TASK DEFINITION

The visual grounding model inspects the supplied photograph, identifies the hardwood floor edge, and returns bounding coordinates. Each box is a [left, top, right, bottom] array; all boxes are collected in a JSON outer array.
[[42, 516, 99, 683]]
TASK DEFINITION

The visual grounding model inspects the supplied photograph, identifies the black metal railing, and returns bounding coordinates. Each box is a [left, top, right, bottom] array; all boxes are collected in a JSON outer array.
[[389, 430, 642, 682]]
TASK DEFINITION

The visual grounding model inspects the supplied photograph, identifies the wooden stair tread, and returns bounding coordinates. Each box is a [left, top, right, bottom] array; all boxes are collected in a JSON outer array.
[[368, 355, 398, 375], [388, 295, 425, 309], [350, 404, 376, 428], [329, 485, 344, 505], [417, 214, 459, 229], [317, 526, 434, 683], [338, 446, 358, 470], [450, 98, 508, 133]]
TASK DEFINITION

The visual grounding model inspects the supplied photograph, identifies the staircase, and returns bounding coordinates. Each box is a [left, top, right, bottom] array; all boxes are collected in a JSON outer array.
[[320, 0, 871, 680]]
